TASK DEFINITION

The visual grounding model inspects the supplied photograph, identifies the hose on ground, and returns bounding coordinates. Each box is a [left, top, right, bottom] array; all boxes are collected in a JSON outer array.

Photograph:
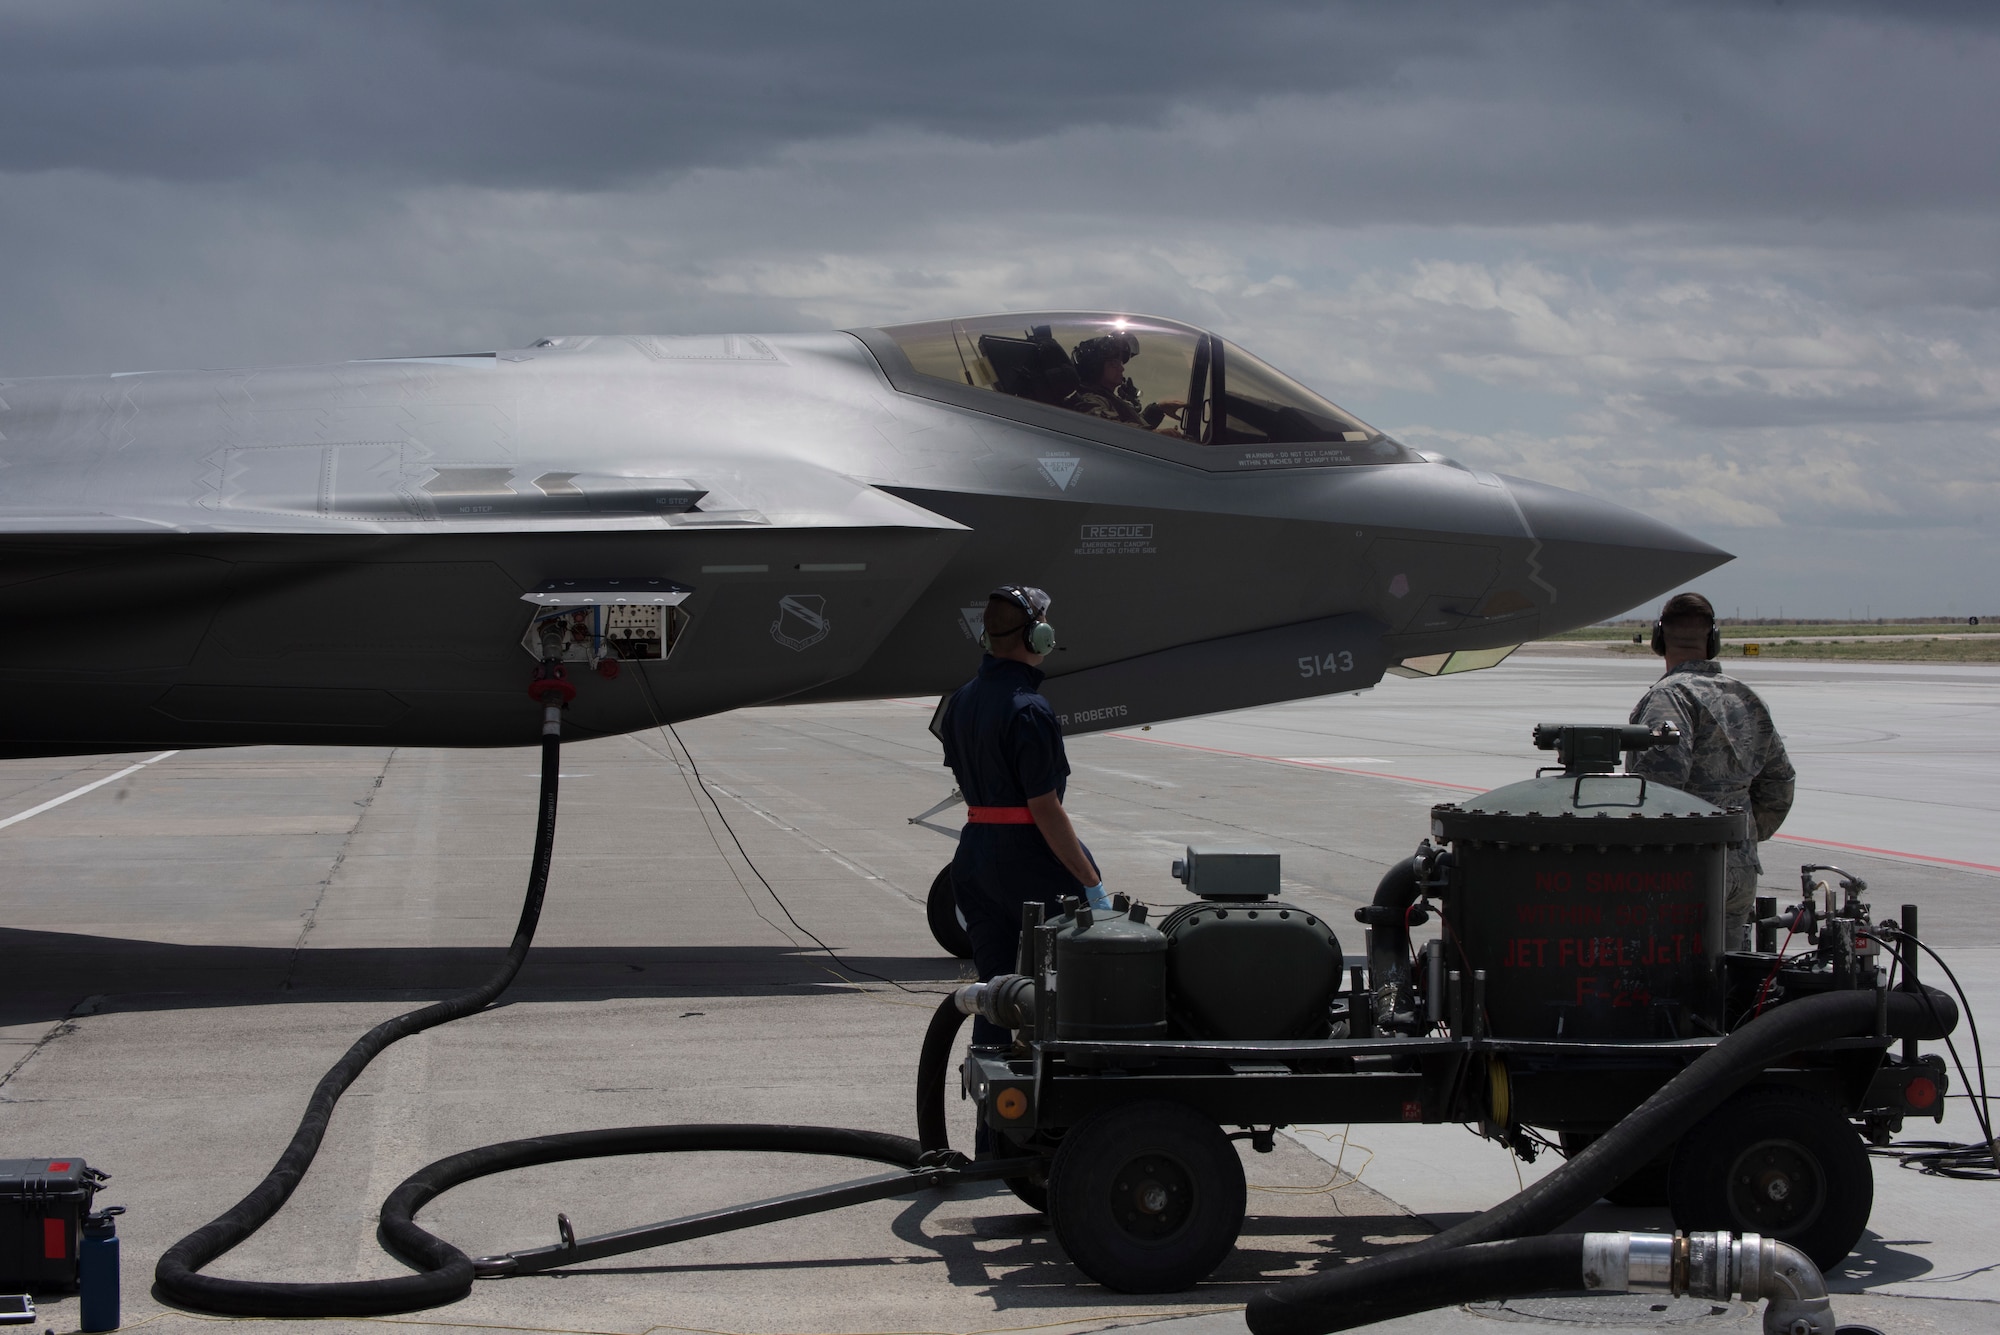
[[917, 993, 971, 1156], [153, 724, 563, 1317], [1246, 984, 1959, 1335], [1260, 1235, 1585, 1333], [154, 713, 974, 1318], [376, 1126, 922, 1292]]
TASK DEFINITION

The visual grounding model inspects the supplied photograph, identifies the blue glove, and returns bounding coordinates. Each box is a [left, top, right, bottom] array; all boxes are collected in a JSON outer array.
[[1083, 882, 1113, 911]]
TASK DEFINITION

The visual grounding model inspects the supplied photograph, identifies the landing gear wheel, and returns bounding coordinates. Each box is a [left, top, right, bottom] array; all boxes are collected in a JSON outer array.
[[1561, 1131, 1675, 1207], [1668, 1086, 1872, 1273], [926, 865, 972, 959], [1047, 1100, 1246, 1292]]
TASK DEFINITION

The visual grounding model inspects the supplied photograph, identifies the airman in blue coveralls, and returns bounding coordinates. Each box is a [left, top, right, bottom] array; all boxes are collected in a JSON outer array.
[[938, 586, 1106, 1050]]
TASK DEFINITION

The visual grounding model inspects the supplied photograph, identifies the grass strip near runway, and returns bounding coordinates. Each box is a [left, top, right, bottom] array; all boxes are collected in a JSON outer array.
[[1577, 638, 2000, 663], [1551, 621, 1998, 641]]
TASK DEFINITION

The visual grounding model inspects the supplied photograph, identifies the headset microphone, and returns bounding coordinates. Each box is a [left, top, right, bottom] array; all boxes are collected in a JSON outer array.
[[986, 585, 1056, 655]]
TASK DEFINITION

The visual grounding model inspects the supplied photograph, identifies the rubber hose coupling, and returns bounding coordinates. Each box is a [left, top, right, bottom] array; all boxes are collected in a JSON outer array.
[[1582, 1231, 1833, 1335], [528, 663, 576, 707], [952, 974, 1038, 1030]]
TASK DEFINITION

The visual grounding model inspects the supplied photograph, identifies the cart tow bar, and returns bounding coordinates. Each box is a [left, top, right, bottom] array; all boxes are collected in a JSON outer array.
[[472, 1155, 1041, 1278]]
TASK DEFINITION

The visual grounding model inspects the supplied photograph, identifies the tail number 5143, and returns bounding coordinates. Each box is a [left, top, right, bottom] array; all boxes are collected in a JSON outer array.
[[1298, 651, 1355, 678]]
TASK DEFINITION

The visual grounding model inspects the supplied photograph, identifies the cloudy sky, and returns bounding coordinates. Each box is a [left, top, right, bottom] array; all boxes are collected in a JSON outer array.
[[3, 0, 1994, 618]]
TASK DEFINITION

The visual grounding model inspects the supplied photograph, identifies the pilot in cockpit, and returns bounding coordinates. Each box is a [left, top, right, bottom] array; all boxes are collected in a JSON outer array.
[[1065, 332, 1186, 435]]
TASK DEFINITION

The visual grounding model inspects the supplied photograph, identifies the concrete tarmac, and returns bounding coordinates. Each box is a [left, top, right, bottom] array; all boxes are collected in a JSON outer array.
[[1, 655, 1994, 1335]]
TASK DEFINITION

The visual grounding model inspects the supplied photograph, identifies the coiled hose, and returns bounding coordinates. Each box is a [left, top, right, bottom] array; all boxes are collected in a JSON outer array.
[[1246, 984, 1959, 1335], [154, 721, 969, 1319], [154, 721, 564, 1315]]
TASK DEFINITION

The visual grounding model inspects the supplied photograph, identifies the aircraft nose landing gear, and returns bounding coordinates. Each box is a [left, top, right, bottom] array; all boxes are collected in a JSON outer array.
[[926, 865, 972, 958]]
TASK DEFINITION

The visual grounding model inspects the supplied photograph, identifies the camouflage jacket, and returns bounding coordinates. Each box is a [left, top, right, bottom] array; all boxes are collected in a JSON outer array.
[[1065, 385, 1148, 425], [1628, 660, 1795, 875]]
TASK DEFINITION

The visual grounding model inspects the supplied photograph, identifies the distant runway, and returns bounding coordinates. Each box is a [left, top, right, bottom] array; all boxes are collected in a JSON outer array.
[[1131, 652, 2000, 874]]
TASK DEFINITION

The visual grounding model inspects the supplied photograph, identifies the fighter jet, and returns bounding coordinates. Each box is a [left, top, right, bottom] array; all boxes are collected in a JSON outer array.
[[0, 311, 1724, 759]]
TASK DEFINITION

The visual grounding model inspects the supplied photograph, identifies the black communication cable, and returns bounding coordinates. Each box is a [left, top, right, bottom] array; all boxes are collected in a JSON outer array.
[[659, 721, 948, 998], [1869, 929, 1998, 1179], [627, 662, 949, 998]]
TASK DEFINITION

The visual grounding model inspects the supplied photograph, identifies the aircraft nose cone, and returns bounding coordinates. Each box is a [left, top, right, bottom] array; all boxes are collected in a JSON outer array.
[[1500, 473, 1731, 626]]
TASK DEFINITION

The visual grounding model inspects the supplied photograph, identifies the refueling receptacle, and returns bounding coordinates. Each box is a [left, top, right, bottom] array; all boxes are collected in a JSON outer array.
[[519, 578, 693, 674]]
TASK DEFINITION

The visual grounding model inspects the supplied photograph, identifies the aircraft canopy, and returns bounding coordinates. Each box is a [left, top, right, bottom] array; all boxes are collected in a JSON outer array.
[[868, 312, 1409, 470]]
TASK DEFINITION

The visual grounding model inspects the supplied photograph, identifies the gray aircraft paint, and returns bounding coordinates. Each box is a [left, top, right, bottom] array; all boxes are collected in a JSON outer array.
[[0, 322, 1725, 758]]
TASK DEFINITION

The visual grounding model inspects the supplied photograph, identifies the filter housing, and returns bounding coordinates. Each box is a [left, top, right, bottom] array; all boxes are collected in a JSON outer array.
[[1052, 906, 1169, 1041], [1157, 899, 1343, 1039], [1432, 771, 1740, 1040]]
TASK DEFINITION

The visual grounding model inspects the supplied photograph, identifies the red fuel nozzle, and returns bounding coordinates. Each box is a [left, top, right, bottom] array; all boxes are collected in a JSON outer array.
[[528, 662, 576, 706]]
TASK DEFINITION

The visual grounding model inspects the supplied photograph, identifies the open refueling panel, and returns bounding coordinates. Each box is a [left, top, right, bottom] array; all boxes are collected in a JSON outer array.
[[519, 578, 693, 669]]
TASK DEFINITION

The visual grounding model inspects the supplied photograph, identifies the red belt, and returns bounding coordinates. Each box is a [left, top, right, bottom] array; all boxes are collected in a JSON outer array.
[[967, 805, 1035, 825]]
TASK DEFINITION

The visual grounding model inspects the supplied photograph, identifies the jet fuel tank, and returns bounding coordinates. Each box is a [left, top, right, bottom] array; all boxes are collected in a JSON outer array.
[[1429, 724, 1742, 1041]]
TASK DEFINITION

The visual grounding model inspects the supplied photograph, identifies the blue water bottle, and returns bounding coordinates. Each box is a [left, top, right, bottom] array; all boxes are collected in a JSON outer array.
[[79, 1206, 124, 1333]]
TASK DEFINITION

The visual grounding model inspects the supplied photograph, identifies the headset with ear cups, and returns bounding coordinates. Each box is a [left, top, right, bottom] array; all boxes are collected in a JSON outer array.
[[1651, 618, 1721, 658], [983, 585, 1056, 655]]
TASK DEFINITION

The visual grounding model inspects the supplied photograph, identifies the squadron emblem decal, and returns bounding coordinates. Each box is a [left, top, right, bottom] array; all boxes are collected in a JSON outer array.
[[770, 594, 831, 651]]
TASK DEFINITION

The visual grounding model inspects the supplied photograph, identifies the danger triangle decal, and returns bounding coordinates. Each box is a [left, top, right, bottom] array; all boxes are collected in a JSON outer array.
[[1037, 455, 1081, 491]]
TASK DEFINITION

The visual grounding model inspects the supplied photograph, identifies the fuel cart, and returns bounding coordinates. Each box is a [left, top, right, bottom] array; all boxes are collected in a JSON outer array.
[[955, 724, 1953, 1292]]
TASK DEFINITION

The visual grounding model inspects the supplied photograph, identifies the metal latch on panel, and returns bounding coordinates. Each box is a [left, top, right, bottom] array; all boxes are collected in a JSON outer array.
[[520, 578, 694, 675]]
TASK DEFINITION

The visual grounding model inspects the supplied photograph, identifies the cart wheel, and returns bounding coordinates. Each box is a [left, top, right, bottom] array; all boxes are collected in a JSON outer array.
[[1047, 1100, 1246, 1292], [926, 865, 973, 959], [1560, 1131, 1674, 1207], [1668, 1086, 1872, 1272], [1004, 1174, 1049, 1214]]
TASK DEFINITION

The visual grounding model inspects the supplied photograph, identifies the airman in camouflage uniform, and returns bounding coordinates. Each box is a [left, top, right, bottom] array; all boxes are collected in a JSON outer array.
[[1627, 592, 1795, 948]]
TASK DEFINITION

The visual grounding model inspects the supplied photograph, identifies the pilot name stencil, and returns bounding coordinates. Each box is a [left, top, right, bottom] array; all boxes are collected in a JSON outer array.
[[770, 594, 831, 651], [1076, 522, 1155, 557], [1036, 455, 1082, 491]]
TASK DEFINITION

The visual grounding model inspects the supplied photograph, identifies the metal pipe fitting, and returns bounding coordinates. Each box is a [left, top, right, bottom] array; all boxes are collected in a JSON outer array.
[[951, 974, 1038, 1030], [1580, 1232, 1832, 1335]]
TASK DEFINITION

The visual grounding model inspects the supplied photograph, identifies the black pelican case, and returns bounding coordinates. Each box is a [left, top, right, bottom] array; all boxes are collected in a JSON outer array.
[[0, 1158, 103, 1291]]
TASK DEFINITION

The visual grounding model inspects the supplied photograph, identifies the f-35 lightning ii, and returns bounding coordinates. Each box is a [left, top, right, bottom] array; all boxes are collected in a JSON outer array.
[[0, 311, 1724, 759]]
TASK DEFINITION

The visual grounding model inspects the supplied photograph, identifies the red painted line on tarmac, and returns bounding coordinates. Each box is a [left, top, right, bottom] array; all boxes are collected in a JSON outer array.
[[1771, 833, 2000, 874], [1111, 731, 1998, 873], [1105, 732, 1485, 792]]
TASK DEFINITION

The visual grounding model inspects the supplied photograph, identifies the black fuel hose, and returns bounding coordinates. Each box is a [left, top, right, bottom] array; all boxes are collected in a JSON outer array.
[[375, 1126, 923, 1293], [1356, 858, 1422, 1023], [917, 993, 971, 1155], [1246, 984, 1959, 1335], [154, 721, 564, 1316], [155, 716, 975, 1318], [1258, 1235, 1586, 1334]]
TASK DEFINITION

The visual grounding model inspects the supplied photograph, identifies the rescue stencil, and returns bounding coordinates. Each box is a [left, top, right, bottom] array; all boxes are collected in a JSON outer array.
[[1075, 522, 1156, 557]]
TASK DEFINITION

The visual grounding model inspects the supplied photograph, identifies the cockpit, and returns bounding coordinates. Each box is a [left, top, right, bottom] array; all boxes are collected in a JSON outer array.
[[856, 312, 1411, 472]]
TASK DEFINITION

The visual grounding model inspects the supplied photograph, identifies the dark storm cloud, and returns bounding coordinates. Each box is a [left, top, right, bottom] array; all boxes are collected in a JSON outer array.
[[0, 0, 1432, 185], [2, 0, 1995, 226]]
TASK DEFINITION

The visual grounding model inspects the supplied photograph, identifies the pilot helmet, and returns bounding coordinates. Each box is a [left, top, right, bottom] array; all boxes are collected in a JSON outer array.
[[1073, 330, 1141, 380]]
